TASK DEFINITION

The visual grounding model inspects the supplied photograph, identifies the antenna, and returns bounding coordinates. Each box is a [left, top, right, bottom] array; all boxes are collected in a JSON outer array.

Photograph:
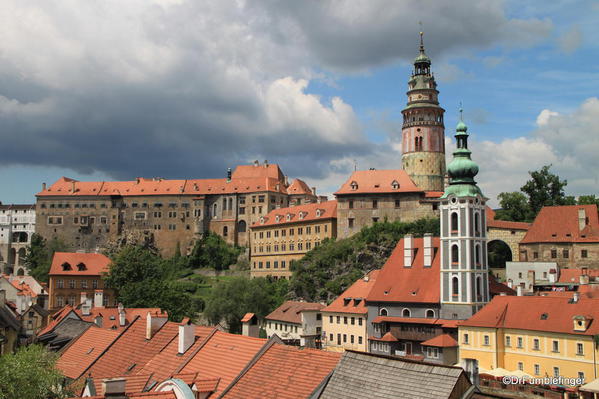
[[459, 101, 464, 121], [419, 21, 424, 51]]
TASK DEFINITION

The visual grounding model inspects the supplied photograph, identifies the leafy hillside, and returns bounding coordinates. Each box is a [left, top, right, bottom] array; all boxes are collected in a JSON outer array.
[[289, 218, 440, 303]]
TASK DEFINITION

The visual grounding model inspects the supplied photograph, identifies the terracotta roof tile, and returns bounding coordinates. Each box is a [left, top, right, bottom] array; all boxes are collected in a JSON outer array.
[[57, 326, 120, 379], [128, 392, 176, 399], [558, 268, 599, 283], [37, 305, 78, 336], [77, 307, 167, 331], [521, 205, 599, 243], [221, 344, 341, 399], [485, 207, 531, 230], [179, 331, 266, 397], [49, 252, 111, 276], [171, 372, 198, 385], [489, 275, 516, 296], [322, 270, 379, 314], [370, 332, 398, 342], [194, 377, 220, 393], [459, 295, 599, 336], [335, 170, 422, 195], [287, 179, 313, 195], [367, 237, 440, 303], [92, 374, 153, 396], [240, 313, 255, 323], [420, 334, 458, 347], [265, 301, 325, 324], [251, 201, 336, 228]]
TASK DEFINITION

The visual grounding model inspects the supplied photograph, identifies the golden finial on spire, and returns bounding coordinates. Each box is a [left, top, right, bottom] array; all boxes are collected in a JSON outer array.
[[419, 21, 424, 51]]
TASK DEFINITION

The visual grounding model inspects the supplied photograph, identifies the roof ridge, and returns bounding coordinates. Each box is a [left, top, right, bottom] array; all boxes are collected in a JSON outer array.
[[171, 326, 219, 375]]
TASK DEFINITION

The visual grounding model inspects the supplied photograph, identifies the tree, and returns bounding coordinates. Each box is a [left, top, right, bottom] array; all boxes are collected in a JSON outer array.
[[187, 231, 242, 271], [22, 234, 67, 282], [495, 192, 532, 222], [520, 165, 569, 217], [578, 195, 599, 206], [0, 344, 73, 399], [203, 277, 289, 334], [103, 245, 200, 321]]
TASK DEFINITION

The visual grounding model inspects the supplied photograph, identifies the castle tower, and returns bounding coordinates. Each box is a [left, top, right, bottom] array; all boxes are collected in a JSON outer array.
[[401, 32, 446, 192], [439, 110, 489, 320]]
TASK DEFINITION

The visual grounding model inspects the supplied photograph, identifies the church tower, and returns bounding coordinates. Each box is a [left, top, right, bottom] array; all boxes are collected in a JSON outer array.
[[439, 110, 489, 320], [401, 32, 446, 192]]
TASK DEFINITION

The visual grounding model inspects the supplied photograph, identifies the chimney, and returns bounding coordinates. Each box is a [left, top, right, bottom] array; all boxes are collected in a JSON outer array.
[[403, 234, 413, 267], [516, 285, 523, 296], [573, 292, 580, 303], [580, 274, 590, 285], [253, 160, 259, 167], [423, 233, 433, 267], [102, 378, 126, 399], [136, 177, 141, 184], [118, 303, 126, 326], [579, 209, 587, 231], [284, 175, 289, 185], [178, 320, 195, 354], [275, 183, 280, 191], [312, 187, 317, 196], [146, 311, 168, 340], [42, 182, 46, 191], [264, 160, 268, 167], [80, 292, 87, 305], [71, 181, 76, 193], [82, 298, 92, 316], [94, 290, 104, 308], [507, 280, 513, 288], [227, 168, 232, 182], [462, 358, 480, 387], [95, 315, 103, 327], [241, 313, 260, 338]]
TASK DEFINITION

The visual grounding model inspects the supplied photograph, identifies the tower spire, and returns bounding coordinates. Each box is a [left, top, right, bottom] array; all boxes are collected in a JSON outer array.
[[419, 22, 425, 53]]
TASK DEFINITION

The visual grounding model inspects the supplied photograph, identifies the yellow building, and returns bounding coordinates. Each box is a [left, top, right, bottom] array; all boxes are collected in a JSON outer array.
[[321, 270, 378, 352], [249, 201, 337, 279], [459, 295, 599, 384]]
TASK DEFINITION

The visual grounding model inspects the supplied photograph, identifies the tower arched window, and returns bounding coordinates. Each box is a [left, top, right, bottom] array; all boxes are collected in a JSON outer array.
[[228, 198, 233, 211], [475, 244, 481, 266], [474, 212, 480, 235], [451, 245, 459, 265], [379, 308, 388, 316], [223, 226, 228, 237], [426, 309, 435, 318], [402, 308, 411, 317], [476, 276, 483, 301], [452, 277, 459, 298], [451, 212, 459, 233], [238, 220, 246, 233], [213, 203, 217, 217]]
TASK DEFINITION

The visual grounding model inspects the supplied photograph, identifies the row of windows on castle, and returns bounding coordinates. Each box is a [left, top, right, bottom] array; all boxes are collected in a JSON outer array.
[[253, 224, 329, 240], [449, 211, 483, 236], [526, 248, 590, 259], [55, 294, 110, 308], [253, 240, 321, 255], [55, 279, 101, 289], [331, 333, 363, 347]]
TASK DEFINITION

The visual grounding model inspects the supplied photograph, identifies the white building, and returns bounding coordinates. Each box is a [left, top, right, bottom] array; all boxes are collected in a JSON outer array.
[[505, 261, 558, 293], [264, 300, 324, 348], [0, 204, 36, 275]]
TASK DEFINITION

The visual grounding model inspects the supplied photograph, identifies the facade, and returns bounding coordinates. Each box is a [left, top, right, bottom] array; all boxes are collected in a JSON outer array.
[[321, 270, 378, 352], [35, 162, 317, 256], [459, 295, 599, 382], [249, 201, 337, 279], [335, 170, 440, 239], [485, 207, 530, 280], [20, 303, 49, 337], [0, 274, 48, 314], [519, 204, 599, 268], [0, 289, 21, 354], [505, 261, 558, 293], [401, 32, 446, 192], [47, 252, 114, 311], [0, 203, 36, 276], [264, 300, 324, 347]]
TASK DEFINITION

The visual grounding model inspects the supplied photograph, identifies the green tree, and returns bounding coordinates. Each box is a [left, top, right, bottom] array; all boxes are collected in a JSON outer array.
[[188, 231, 242, 271], [520, 165, 569, 217], [578, 195, 599, 206], [22, 234, 67, 282], [203, 277, 289, 334], [495, 192, 532, 222], [0, 344, 72, 399]]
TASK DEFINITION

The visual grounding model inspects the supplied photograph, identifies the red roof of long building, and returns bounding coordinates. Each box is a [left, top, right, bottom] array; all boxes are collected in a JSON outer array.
[[485, 207, 531, 230], [521, 205, 599, 244], [49, 252, 112, 276], [420, 334, 458, 347], [220, 343, 341, 399], [367, 237, 440, 304], [322, 270, 379, 314], [335, 169, 422, 195], [286, 178, 313, 196], [459, 295, 599, 336], [251, 201, 337, 228], [265, 301, 325, 324]]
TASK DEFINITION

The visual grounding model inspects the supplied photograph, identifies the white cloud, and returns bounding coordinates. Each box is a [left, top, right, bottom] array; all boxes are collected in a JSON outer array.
[[557, 26, 583, 54]]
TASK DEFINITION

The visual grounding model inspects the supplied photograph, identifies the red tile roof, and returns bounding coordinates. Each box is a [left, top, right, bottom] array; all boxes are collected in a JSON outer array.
[[77, 307, 167, 331], [459, 295, 599, 336], [265, 301, 325, 324], [558, 268, 599, 283], [128, 392, 176, 399], [49, 252, 112, 276], [8, 279, 38, 298], [220, 343, 341, 399], [92, 374, 153, 396], [485, 207, 531, 230], [57, 326, 120, 379], [251, 200, 337, 228], [369, 332, 398, 342], [240, 313, 255, 323], [489, 275, 516, 296], [287, 179, 313, 196], [367, 237, 440, 303], [335, 169, 422, 195], [420, 334, 458, 347], [424, 191, 444, 198], [179, 331, 267, 397], [194, 377, 221, 393], [521, 205, 599, 243], [322, 270, 379, 314], [38, 164, 290, 198], [37, 305, 78, 336]]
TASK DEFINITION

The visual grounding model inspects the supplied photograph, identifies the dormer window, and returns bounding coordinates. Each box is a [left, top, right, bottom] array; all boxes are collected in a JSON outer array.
[[299, 212, 305, 220], [76, 263, 87, 271], [275, 215, 281, 223], [350, 181, 358, 191], [391, 180, 400, 190], [573, 315, 592, 332], [316, 209, 322, 217], [260, 217, 265, 224], [286, 213, 291, 221], [61, 262, 72, 271]]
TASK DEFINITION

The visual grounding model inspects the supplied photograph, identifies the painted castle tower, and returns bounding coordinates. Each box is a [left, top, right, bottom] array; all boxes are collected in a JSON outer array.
[[439, 110, 489, 320], [401, 32, 446, 192]]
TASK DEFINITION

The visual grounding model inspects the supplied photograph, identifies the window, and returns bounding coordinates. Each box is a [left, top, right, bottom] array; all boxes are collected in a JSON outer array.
[[533, 251, 539, 259], [402, 308, 411, 317], [329, 316, 333, 323], [534, 364, 540, 376], [553, 367, 560, 378], [281, 261, 286, 269], [394, 199, 401, 208], [351, 317, 355, 325], [348, 218, 354, 228], [56, 296, 64, 307], [372, 217, 379, 223], [552, 340, 559, 353], [582, 249, 588, 258], [505, 336, 511, 347], [426, 309, 435, 318], [563, 249, 569, 258], [551, 249, 557, 258], [379, 308, 388, 316], [92, 280, 98, 289], [344, 316, 348, 324], [517, 337, 523, 348], [451, 212, 458, 232], [483, 335, 490, 346], [577, 342, 584, 355], [451, 245, 459, 264], [336, 316, 340, 324], [134, 212, 146, 220], [452, 276, 459, 298], [57, 279, 64, 288], [258, 195, 265, 203], [372, 200, 378, 209], [223, 226, 228, 237], [358, 336, 363, 345], [349, 200, 354, 209], [518, 362, 523, 371], [350, 335, 355, 344], [533, 338, 539, 350], [81, 280, 87, 289], [69, 280, 75, 289], [579, 372, 585, 381], [358, 318, 363, 326], [427, 347, 439, 359], [463, 333, 469, 344]]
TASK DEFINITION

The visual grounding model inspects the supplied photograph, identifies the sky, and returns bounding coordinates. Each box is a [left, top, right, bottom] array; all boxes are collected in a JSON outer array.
[[1, 0, 598, 206]]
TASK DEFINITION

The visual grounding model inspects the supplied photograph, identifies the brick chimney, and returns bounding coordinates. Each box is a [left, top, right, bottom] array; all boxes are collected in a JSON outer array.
[[423, 233, 433, 268], [42, 182, 46, 191], [403, 234, 413, 267], [579, 208, 587, 231], [312, 187, 317, 196], [178, 320, 195, 354]]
